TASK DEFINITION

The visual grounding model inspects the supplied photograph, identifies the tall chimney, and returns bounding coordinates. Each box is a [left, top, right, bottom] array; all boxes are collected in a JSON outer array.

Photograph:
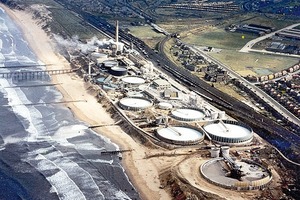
[[115, 20, 119, 52], [88, 61, 91, 76]]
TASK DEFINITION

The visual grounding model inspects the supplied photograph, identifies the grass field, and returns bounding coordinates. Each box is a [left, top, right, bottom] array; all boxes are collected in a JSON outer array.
[[209, 49, 299, 76], [128, 25, 165, 48], [237, 14, 298, 29], [21, 0, 61, 7], [18, 0, 108, 40], [182, 28, 257, 50], [179, 14, 300, 76], [48, 8, 107, 39]]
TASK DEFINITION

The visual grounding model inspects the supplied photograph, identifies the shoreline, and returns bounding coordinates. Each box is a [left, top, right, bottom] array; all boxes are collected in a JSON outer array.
[[0, 3, 170, 200]]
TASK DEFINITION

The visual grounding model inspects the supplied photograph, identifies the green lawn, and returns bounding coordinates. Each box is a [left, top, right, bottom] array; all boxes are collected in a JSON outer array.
[[48, 8, 107, 39], [182, 29, 256, 50], [179, 14, 299, 76], [128, 25, 165, 48], [210, 50, 299, 76]]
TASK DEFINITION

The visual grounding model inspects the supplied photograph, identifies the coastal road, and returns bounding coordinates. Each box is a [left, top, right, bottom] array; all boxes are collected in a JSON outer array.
[[189, 46, 300, 126], [239, 23, 300, 53]]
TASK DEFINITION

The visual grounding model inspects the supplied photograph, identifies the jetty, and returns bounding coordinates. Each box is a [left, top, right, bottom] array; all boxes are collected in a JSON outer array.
[[100, 149, 133, 155], [0, 68, 79, 80]]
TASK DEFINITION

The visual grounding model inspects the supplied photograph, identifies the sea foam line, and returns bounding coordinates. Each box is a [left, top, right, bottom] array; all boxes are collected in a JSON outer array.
[[0, 79, 39, 142], [30, 144, 105, 199], [26, 153, 87, 200]]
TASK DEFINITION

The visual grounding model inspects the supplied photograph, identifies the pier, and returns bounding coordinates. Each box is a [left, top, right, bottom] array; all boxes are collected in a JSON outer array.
[[0, 68, 79, 80], [88, 120, 123, 128], [100, 149, 133, 155], [2, 100, 87, 107]]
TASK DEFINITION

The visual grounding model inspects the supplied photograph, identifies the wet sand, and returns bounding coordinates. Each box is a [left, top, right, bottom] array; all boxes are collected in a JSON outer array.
[[1, 3, 171, 200]]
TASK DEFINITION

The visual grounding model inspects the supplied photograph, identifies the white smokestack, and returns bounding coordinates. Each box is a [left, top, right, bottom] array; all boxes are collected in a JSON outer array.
[[88, 61, 91, 76], [115, 20, 119, 52]]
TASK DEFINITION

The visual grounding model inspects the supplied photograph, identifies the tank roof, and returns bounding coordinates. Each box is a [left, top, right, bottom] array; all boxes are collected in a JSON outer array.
[[204, 121, 252, 139], [171, 108, 205, 121], [119, 97, 152, 110], [157, 126, 204, 142], [122, 76, 145, 84]]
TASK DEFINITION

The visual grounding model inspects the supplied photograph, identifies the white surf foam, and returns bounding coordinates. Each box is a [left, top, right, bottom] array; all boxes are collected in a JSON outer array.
[[25, 153, 87, 200], [0, 79, 39, 142], [114, 190, 131, 200], [87, 159, 113, 165]]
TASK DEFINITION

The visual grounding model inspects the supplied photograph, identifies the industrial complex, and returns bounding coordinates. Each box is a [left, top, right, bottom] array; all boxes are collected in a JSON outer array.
[[63, 21, 281, 196], [2, 0, 300, 199]]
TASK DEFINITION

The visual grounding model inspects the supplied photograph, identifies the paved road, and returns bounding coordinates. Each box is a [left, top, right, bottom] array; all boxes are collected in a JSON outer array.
[[189, 46, 300, 126], [239, 23, 300, 53], [244, 48, 300, 58]]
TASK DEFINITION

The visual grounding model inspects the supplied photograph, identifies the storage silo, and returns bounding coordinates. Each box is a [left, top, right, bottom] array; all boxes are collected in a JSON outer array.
[[203, 120, 253, 146], [109, 66, 127, 76]]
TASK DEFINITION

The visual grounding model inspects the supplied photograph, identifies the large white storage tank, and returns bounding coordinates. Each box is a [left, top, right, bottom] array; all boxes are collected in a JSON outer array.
[[203, 120, 253, 146]]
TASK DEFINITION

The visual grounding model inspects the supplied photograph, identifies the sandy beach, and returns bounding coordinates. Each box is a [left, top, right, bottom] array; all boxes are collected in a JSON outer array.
[[1, 3, 171, 200]]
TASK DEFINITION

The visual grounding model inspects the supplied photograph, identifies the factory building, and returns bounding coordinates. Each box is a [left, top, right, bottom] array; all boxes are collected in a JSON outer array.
[[153, 79, 171, 90], [163, 89, 181, 100]]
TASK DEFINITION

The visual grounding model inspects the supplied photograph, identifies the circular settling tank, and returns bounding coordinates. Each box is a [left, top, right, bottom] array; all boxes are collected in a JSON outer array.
[[156, 126, 204, 145], [119, 97, 152, 111], [171, 108, 205, 122], [203, 120, 253, 145], [158, 102, 173, 110], [109, 67, 127, 76], [200, 158, 272, 190], [121, 76, 145, 85], [103, 60, 118, 68], [91, 52, 107, 61]]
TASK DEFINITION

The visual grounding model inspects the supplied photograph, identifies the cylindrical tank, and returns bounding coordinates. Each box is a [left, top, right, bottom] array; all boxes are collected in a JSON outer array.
[[126, 91, 143, 98], [210, 147, 220, 158], [218, 111, 226, 119], [268, 74, 274, 80], [158, 102, 173, 110], [116, 42, 124, 52], [87, 46, 98, 53], [221, 146, 230, 157], [90, 52, 100, 59], [91, 52, 107, 61], [289, 67, 294, 73], [109, 67, 127, 76], [103, 60, 118, 68]]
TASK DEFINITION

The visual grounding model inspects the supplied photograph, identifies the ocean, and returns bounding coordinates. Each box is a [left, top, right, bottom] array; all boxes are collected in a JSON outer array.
[[0, 7, 139, 200]]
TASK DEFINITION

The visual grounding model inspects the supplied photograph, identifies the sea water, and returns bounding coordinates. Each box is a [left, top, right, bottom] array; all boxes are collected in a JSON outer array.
[[0, 7, 139, 200]]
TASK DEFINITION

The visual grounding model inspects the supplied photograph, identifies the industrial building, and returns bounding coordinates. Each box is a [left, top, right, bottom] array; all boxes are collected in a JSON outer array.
[[276, 28, 300, 40], [227, 23, 274, 36], [153, 79, 171, 90]]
